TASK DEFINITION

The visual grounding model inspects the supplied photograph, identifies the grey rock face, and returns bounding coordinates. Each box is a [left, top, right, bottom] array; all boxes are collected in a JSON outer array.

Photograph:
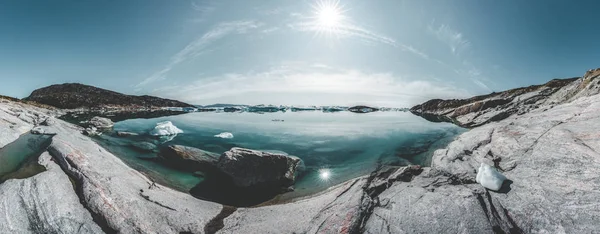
[[219, 178, 369, 234], [159, 145, 220, 171], [0, 100, 56, 148], [30, 126, 45, 135], [40, 117, 56, 126], [423, 94, 600, 233], [411, 68, 600, 127], [364, 168, 519, 233], [44, 118, 223, 233], [83, 126, 100, 136], [217, 147, 302, 188], [0, 152, 103, 234], [88, 116, 114, 129]]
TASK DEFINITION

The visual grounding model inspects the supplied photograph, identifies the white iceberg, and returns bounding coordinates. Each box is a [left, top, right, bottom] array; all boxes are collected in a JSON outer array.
[[149, 121, 183, 136], [214, 132, 234, 139], [476, 163, 507, 191]]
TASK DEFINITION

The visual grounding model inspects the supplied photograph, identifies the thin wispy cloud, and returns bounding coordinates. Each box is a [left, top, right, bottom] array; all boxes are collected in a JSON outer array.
[[427, 20, 493, 92], [261, 27, 279, 34], [428, 21, 471, 56], [137, 20, 263, 87], [191, 1, 215, 13], [289, 21, 430, 60], [257, 7, 284, 15]]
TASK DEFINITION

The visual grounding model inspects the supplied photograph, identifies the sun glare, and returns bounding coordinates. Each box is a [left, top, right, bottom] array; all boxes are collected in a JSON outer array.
[[319, 169, 332, 181], [311, 0, 347, 35], [317, 4, 342, 28]]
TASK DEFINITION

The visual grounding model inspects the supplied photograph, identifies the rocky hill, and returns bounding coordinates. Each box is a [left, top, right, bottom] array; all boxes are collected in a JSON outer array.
[[410, 68, 600, 127], [23, 83, 193, 109]]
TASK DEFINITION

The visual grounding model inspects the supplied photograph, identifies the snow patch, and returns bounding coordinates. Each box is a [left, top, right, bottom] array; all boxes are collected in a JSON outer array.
[[476, 163, 507, 191], [214, 132, 234, 139], [149, 121, 183, 136]]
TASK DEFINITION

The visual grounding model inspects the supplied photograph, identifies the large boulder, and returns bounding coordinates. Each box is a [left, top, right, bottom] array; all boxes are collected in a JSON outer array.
[[159, 145, 220, 171], [88, 116, 114, 129], [217, 147, 301, 188]]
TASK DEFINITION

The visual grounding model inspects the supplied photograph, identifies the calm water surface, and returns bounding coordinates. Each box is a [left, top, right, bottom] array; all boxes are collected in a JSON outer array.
[[0, 133, 52, 183], [96, 111, 464, 202]]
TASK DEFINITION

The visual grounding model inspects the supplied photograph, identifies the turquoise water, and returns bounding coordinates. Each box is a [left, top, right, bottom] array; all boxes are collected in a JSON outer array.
[[96, 111, 464, 204], [0, 133, 53, 183]]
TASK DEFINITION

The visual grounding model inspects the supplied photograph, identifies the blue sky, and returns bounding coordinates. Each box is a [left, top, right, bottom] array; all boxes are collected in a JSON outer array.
[[1, 0, 599, 107]]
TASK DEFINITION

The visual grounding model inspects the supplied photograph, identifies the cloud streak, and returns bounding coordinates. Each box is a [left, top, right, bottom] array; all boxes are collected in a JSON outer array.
[[289, 21, 431, 60], [428, 21, 471, 56], [137, 20, 263, 87], [428, 20, 493, 92]]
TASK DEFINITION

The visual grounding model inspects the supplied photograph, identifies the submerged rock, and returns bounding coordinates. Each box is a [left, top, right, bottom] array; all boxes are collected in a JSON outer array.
[[116, 131, 139, 137], [130, 142, 158, 152], [476, 163, 507, 191], [159, 145, 220, 171], [216, 148, 301, 188]]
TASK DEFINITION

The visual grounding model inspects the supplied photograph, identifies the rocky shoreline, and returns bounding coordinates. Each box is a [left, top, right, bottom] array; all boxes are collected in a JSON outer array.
[[410, 68, 600, 128], [0, 68, 599, 233]]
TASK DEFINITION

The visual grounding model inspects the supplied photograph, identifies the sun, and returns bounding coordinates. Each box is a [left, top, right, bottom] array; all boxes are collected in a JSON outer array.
[[317, 3, 342, 28], [310, 0, 347, 35]]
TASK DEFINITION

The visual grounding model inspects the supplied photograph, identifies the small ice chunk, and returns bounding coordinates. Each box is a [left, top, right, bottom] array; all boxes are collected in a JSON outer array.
[[476, 163, 507, 191], [149, 121, 183, 136], [214, 132, 234, 139]]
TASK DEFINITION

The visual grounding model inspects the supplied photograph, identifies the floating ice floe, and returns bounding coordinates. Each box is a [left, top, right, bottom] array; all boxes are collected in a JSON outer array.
[[214, 132, 234, 139], [149, 121, 183, 136], [476, 163, 507, 191]]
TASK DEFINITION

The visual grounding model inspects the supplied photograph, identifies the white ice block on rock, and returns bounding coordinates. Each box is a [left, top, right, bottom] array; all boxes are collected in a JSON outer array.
[[150, 121, 183, 136], [476, 163, 507, 191]]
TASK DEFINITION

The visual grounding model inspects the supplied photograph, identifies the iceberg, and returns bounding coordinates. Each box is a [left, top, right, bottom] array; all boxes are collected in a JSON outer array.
[[214, 132, 234, 139], [476, 163, 507, 191], [149, 121, 183, 136]]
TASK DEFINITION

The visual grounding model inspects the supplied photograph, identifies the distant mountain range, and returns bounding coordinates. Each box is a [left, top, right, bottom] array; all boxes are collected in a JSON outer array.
[[197, 103, 250, 108], [188, 104, 408, 113], [24, 83, 194, 109]]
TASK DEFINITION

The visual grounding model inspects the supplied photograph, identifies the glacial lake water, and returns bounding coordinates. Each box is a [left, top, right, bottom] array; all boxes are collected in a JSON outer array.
[[0, 133, 52, 183], [95, 111, 465, 205]]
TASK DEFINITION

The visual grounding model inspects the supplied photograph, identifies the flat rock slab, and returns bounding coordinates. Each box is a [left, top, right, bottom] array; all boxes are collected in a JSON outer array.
[[429, 94, 600, 233], [46, 119, 223, 234], [219, 178, 368, 234], [0, 152, 103, 234]]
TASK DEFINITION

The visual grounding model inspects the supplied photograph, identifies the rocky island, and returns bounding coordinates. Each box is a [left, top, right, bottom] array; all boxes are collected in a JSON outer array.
[[0, 68, 599, 233], [24, 83, 195, 122]]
